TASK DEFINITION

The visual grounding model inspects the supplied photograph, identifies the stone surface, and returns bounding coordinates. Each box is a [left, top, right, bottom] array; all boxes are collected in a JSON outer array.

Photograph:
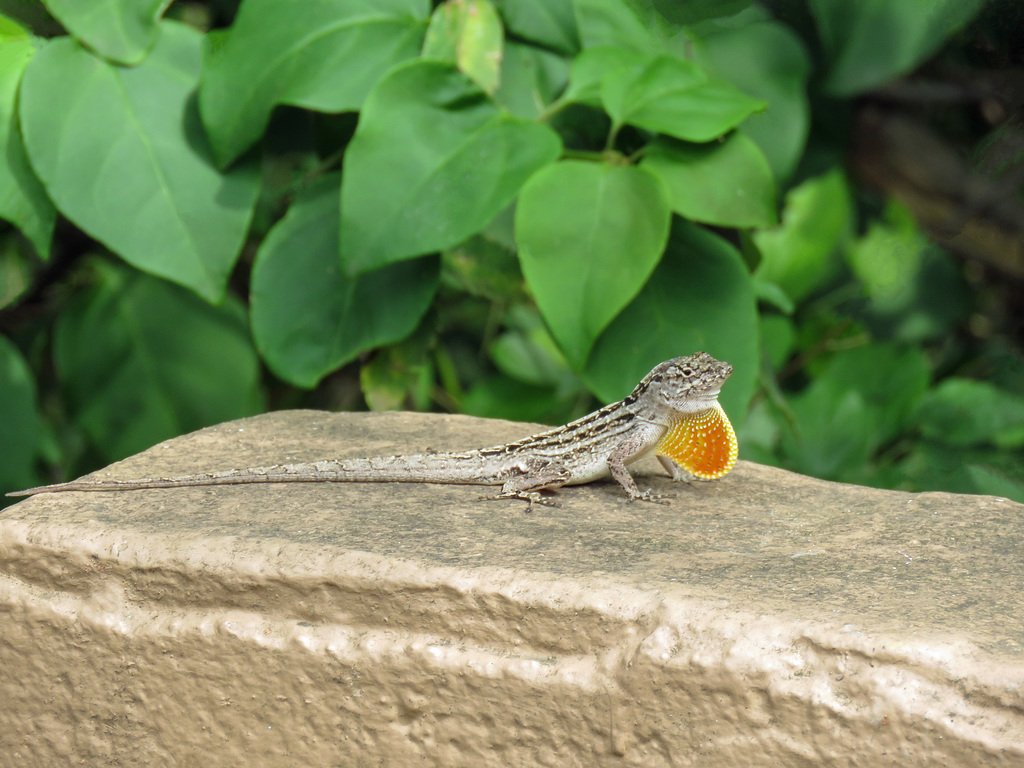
[[1, 410, 1022, 767]]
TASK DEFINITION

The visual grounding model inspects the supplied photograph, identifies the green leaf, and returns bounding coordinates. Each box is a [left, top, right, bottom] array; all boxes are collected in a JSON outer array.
[[857, 245, 970, 344], [441, 230, 523, 301], [0, 16, 28, 41], [846, 199, 927, 306], [783, 387, 876, 481], [515, 160, 670, 369], [494, 40, 569, 119], [462, 374, 573, 423], [752, 276, 794, 314], [735, 398, 781, 466], [53, 261, 264, 463], [690, 17, 811, 181], [574, 0, 673, 52], [19, 22, 260, 302], [562, 45, 647, 106], [500, 0, 578, 54], [584, 219, 758, 422], [424, 0, 504, 95], [490, 305, 572, 387], [649, 0, 752, 25], [340, 60, 561, 274], [44, 0, 169, 64], [199, 0, 430, 167], [0, 29, 53, 258], [899, 443, 1024, 500], [966, 464, 1024, 504], [0, 333, 40, 492], [360, 341, 434, 411], [912, 379, 1024, 449], [759, 313, 794, 370], [0, 231, 36, 308], [810, 343, 930, 445], [251, 175, 440, 388], [641, 133, 776, 228], [774, 343, 927, 483], [809, 0, 987, 95], [752, 167, 852, 303], [601, 55, 765, 142]]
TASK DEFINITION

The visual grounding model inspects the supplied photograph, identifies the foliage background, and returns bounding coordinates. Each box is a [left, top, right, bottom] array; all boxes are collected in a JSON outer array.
[[1, 0, 1022, 504]]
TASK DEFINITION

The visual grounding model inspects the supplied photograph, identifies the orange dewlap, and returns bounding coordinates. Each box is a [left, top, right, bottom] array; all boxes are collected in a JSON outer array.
[[655, 404, 738, 480]]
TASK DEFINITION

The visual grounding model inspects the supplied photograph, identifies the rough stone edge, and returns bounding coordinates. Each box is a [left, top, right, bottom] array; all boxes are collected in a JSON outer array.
[[2, 516, 1022, 766]]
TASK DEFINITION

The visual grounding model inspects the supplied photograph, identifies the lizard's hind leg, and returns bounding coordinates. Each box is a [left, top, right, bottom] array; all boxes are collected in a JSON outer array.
[[495, 460, 572, 507]]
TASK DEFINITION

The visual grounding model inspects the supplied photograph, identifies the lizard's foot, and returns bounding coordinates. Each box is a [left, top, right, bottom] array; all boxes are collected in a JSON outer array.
[[629, 489, 673, 505], [657, 455, 698, 484], [494, 489, 560, 508], [479, 490, 560, 508]]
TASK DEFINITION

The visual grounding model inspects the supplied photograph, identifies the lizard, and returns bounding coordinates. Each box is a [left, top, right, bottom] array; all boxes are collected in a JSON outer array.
[[7, 352, 738, 505]]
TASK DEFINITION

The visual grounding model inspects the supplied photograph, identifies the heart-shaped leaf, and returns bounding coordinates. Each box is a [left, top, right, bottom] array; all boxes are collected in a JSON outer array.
[[574, 0, 672, 52], [584, 218, 758, 421], [753, 167, 852, 303], [641, 133, 776, 228], [689, 18, 811, 181], [602, 55, 765, 142], [810, 0, 986, 95], [20, 22, 259, 302], [515, 160, 670, 368], [199, 0, 430, 167], [501, 0, 578, 54], [252, 175, 440, 388], [44, 0, 169, 64], [53, 261, 263, 462], [340, 60, 561, 274], [423, 0, 504, 94], [0, 28, 53, 258]]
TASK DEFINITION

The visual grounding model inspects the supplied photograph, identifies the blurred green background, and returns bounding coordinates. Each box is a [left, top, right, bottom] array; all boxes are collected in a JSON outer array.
[[1, 0, 1022, 504]]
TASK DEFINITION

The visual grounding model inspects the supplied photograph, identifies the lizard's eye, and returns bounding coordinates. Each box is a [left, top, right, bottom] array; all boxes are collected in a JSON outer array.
[[681, 368, 693, 377]]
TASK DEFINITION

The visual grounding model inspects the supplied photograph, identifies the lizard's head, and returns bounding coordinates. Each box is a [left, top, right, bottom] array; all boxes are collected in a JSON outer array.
[[631, 352, 733, 413]]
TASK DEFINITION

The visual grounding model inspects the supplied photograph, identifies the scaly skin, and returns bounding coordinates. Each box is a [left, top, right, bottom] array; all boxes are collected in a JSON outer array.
[[8, 353, 737, 505]]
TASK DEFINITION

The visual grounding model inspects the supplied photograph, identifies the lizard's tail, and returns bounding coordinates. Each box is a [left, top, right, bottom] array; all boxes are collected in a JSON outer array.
[[6, 466, 330, 496], [6, 456, 497, 497]]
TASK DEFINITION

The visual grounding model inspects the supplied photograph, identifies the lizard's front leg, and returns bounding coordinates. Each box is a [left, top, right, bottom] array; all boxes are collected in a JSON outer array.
[[607, 424, 671, 503], [657, 455, 698, 483]]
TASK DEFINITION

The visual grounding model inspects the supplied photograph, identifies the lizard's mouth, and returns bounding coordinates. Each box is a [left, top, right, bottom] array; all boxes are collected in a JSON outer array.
[[656, 404, 738, 480]]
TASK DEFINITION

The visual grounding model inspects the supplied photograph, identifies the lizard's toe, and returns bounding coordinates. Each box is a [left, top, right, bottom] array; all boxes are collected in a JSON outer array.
[[631, 489, 673, 505]]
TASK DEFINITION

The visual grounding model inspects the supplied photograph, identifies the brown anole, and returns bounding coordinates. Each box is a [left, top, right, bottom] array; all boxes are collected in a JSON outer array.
[[8, 352, 738, 504]]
